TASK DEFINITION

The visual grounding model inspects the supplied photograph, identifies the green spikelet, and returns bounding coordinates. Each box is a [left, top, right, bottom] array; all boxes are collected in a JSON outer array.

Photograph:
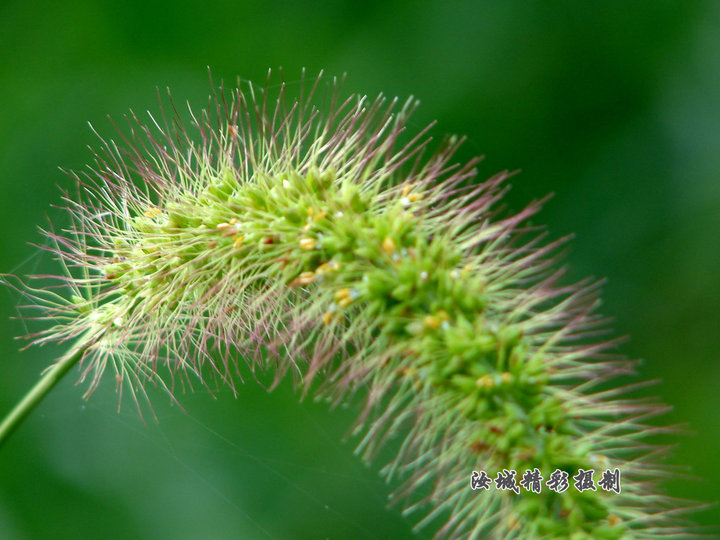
[[0, 72, 696, 538]]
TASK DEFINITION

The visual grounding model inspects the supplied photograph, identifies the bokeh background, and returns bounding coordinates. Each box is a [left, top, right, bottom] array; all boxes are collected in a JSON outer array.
[[1, 1, 718, 538]]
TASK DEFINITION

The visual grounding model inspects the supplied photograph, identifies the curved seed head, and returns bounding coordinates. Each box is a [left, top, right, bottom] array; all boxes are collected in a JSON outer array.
[[7, 71, 698, 539]]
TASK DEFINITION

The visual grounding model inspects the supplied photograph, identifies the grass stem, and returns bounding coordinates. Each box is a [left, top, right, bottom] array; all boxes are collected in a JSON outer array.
[[0, 346, 86, 448]]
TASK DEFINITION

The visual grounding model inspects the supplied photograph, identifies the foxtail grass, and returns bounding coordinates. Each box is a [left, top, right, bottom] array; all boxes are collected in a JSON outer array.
[[0, 71, 698, 539]]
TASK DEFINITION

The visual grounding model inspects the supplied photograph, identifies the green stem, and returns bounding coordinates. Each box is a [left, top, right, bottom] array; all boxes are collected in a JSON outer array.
[[0, 346, 86, 448]]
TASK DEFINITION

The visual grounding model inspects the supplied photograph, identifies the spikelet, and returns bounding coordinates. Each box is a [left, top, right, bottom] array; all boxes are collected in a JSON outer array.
[[3, 71, 695, 539]]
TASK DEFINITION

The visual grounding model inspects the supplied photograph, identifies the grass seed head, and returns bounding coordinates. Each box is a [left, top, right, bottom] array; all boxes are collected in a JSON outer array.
[[7, 71, 697, 539]]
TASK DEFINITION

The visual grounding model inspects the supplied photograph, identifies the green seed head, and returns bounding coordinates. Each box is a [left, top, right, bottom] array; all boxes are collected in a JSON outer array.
[[6, 72, 696, 538]]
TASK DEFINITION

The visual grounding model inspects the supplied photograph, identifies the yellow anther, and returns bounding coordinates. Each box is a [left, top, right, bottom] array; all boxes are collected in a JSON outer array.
[[292, 271, 316, 286], [307, 206, 315, 216], [475, 372, 511, 389], [300, 238, 316, 250], [338, 297, 353, 308], [437, 310, 450, 322], [402, 184, 412, 196], [233, 235, 245, 249], [229, 217, 238, 225], [302, 223, 312, 231], [334, 288, 351, 301], [476, 374, 494, 389], [422, 315, 441, 330], [608, 515, 622, 527], [382, 236, 396, 255], [407, 192, 423, 202], [316, 260, 340, 274], [143, 207, 162, 218], [313, 210, 327, 221], [322, 311, 335, 325]]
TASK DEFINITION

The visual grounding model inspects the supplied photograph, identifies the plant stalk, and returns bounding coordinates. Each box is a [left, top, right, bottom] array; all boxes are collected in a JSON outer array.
[[0, 346, 86, 448]]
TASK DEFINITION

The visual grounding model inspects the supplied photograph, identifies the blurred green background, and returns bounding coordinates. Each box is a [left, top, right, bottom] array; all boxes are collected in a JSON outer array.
[[1, 1, 718, 538]]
